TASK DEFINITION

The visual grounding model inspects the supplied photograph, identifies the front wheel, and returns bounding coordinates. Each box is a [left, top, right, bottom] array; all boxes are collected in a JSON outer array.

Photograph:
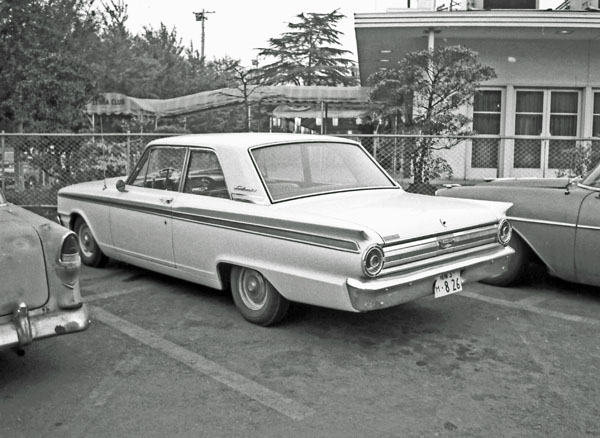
[[74, 218, 109, 268], [230, 267, 289, 326], [482, 233, 531, 287]]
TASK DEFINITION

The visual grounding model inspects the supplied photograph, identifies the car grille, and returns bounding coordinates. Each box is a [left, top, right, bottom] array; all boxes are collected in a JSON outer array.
[[380, 223, 499, 276]]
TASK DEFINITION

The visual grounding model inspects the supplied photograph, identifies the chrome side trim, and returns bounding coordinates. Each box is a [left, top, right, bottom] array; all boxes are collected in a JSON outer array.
[[577, 183, 600, 193], [578, 224, 600, 231], [508, 216, 576, 229]]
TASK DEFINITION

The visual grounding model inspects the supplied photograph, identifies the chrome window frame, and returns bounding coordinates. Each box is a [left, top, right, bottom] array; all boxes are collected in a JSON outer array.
[[181, 146, 231, 199], [248, 140, 400, 204], [125, 145, 188, 191]]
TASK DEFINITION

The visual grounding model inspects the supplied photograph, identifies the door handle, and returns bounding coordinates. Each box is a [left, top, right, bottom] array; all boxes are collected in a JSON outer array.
[[159, 197, 173, 205]]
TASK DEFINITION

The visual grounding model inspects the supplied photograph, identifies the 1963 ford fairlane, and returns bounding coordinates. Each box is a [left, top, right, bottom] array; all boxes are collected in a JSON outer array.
[[58, 134, 514, 325]]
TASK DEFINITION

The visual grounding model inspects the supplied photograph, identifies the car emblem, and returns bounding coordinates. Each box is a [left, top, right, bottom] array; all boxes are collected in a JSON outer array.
[[438, 236, 455, 249]]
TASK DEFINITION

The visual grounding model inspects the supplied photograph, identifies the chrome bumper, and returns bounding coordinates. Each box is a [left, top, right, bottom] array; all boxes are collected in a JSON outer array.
[[346, 245, 514, 311], [0, 302, 90, 350]]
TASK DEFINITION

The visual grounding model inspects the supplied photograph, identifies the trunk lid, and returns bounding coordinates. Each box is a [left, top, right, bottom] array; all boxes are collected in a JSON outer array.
[[0, 208, 49, 316], [276, 189, 508, 243]]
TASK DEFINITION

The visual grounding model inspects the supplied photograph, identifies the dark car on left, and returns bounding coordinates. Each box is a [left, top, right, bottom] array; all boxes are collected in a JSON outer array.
[[0, 190, 90, 353]]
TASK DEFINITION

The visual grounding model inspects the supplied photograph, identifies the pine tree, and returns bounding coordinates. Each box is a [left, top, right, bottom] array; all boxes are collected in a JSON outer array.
[[257, 9, 357, 86]]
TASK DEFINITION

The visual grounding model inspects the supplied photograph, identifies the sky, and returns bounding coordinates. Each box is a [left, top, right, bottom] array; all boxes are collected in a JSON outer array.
[[123, 0, 562, 65]]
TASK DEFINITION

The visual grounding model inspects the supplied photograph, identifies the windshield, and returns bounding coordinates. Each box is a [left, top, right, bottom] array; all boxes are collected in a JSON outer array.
[[251, 142, 396, 202], [581, 162, 600, 189]]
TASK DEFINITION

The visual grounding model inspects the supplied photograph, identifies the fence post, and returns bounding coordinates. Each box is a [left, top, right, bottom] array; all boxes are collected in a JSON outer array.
[[1, 131, 4, 192], [373, 136, 378, 160], [126, 130, 131, 176]]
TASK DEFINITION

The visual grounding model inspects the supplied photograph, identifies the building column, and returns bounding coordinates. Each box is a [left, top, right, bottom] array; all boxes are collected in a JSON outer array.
[[582, 86, 594, 138], [500, 85, 516, 178], [428, 28, 435, 51]]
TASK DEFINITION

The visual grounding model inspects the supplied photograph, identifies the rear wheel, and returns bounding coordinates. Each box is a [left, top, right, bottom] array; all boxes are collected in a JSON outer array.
[[482, 233, 530, 287], [230, 267, 289, 326], [74, 218, 109, 268]]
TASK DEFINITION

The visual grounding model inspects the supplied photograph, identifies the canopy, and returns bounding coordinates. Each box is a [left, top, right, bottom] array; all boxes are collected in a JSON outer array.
[[272, 104, 368, 120], [86, 86, 371, 117]]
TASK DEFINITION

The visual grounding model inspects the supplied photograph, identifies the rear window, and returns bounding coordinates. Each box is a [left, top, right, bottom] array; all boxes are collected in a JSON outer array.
[[251, 142, 395, 202]]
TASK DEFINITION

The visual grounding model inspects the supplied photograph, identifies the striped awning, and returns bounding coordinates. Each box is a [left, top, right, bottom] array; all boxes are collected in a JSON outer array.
[[86, 86, 371, 117]]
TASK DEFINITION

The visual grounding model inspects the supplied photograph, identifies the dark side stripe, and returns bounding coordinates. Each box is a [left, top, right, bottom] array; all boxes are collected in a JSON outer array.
[[59, 192, 360, 253]]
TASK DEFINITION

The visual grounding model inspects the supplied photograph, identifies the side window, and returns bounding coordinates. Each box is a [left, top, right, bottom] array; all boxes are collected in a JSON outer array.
[[130, 147, 186, 191], [183, 150, 229, 199]]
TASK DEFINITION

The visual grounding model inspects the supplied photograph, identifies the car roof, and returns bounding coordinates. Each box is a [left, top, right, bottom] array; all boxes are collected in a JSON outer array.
[[147, 133, 357, 151]]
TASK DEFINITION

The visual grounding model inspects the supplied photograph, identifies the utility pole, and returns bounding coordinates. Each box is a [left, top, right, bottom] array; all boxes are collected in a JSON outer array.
[[193, 9, 215, 65]]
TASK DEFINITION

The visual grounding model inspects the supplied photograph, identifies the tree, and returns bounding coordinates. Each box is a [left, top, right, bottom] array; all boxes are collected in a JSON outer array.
[[257, 9, 357, 86], [368, 46, 496, 187], [0, 0, 100, 132]]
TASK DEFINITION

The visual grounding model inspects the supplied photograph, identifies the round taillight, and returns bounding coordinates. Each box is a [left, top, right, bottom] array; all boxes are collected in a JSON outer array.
[[497, 219, 512, 246], [60, 233, 80, 263], [362, 246, 384, 277]]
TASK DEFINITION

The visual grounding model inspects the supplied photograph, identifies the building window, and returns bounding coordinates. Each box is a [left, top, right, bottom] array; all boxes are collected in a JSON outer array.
[[514, 91, 543, 168], [472, 90, 501, 168], [548, 91, 579, 169], [513, 90, 580, 169], [484, 0, 536, 9]]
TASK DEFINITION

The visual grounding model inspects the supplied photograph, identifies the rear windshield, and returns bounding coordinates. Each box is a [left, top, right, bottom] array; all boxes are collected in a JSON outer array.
[[251, 142, 396, 202]]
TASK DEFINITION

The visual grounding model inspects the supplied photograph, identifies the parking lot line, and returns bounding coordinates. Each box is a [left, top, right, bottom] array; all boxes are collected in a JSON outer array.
[[461, 291, 599, 326], [82, 287, 147, 303], [89, 305, 315, 421]]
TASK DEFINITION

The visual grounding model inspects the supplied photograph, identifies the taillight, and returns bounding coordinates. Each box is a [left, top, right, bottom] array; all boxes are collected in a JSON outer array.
[[497, 219, 512, 246], [60, 233, 80, 264], [362, 245, 385, 278], [56, 232, 81, 308]]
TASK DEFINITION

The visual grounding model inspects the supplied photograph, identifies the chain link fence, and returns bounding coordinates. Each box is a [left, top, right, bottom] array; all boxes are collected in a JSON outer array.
[[2, 132, 600, 207]]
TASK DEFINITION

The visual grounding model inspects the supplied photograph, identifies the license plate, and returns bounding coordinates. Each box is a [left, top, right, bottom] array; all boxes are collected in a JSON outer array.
[[433, 270, 462, 298]]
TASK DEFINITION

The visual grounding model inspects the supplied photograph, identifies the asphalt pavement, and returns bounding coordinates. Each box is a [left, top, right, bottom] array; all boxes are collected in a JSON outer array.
[[1, 261, 599, 438]]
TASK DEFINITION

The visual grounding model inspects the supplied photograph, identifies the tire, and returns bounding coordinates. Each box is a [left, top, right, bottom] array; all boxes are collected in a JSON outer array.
[[230, 266, 290, 326], [482, 233, 531, 287], [74, 218, 109, 268]]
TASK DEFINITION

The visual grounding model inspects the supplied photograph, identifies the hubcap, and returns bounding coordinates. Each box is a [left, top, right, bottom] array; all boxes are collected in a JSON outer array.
[[78, 225, 94, 258], [239, 269, 268, 311]]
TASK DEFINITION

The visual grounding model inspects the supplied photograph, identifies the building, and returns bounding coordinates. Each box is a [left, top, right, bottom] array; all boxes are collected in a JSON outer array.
[[354, 0, 600, 179]]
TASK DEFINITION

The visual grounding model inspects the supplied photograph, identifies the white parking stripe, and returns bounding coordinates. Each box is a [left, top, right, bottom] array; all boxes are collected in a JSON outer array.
[[90, 305, 315, 421], [516, 294, 549, 307], [82, 287, 146, 303], [461, 291, 600, 326]]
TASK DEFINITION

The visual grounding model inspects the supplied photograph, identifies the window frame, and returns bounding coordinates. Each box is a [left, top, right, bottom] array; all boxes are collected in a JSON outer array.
[[471, 88, 504, 169], [126, 145, 187, 191], [248, 140, 399, 204], [181, 146, 231, 199]]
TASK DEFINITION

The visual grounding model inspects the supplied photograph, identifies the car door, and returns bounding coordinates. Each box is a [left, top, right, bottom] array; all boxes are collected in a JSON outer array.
[[171, 148, 231, 284], [110, 146, 187, 268], [575, 188, 600, 286]]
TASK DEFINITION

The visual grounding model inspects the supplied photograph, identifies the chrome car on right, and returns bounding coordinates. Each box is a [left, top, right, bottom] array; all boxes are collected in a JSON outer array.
[[437, 162, 600, 287]]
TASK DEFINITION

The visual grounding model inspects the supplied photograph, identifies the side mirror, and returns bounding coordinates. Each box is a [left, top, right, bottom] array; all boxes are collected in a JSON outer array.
[[116, 179, 128, 192]]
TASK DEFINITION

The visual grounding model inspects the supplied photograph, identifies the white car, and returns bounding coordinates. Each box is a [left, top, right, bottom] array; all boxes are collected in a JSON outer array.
[[57, 133, 513, 325]]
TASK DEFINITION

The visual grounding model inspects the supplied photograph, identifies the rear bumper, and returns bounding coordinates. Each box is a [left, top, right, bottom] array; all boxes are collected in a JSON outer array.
[[0, 303, 90, 350], [346, 245, 514, 311]]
